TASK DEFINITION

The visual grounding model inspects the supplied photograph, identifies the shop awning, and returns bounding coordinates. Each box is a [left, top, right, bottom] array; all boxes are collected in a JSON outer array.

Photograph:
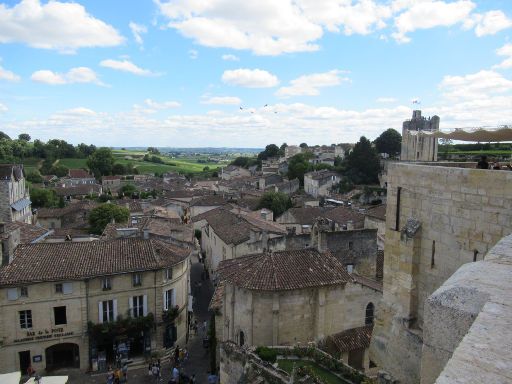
[[25, 376, 68, 384], [0, 372, 21, 384], [406, 127, 512, 142], [11, 197, 31, 211]]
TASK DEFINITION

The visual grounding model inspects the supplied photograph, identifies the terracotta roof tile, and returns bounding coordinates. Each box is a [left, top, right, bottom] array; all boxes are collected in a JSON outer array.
[[0, 238, 189, 286], [352, 274, 383, 292], [68, 169, 92, 178], [365, 205, 386, 221], [209, 281, 225, 312], [1, 222, 51, 244], [328, 325, 373, 352], [37, 200, 98, 218], [55, 184, 102, 196], [217, 249, 351, 291], [323, 206, 365, 228]]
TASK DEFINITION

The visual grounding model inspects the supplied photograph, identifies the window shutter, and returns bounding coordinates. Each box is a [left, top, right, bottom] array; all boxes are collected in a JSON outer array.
[[7, 288, 18, 301], [163, 291, 168, 310], [113, 299, 118, 320], [172, 289, 176, 308], [98, 301, 103, 323], [128, 297, 134, 317], [143, 295, 148, 316], [62, 282, 72, 294]]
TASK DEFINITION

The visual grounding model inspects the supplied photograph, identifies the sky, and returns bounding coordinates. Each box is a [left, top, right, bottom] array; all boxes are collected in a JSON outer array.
[[1, 0, 512, 147]]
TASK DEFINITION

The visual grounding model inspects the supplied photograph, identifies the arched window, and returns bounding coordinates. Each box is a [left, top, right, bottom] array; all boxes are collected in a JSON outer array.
[[365, 303, 374, 326], [239, 331, 245, 347]]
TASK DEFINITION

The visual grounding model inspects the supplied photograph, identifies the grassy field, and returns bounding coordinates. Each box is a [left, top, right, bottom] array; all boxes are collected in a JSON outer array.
[[43, 150, 227, 175], [277, 359, 348, 384]]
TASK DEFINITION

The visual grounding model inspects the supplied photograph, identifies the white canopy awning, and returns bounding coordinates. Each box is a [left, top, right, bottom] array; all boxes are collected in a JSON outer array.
[[406, 127, 512, 142], [25, 376, 68, 384], [0, 372, 21, 384]]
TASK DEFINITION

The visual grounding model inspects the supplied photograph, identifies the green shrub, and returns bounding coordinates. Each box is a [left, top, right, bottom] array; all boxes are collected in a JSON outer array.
[[255, 346, 278, 363]]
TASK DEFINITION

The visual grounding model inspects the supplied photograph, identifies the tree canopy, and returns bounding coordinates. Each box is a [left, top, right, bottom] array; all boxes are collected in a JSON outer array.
[[87, 147, 115, 177], [18, 133, 31, 141], [30, 188, 59, 208], [287, 153, 313, 186], [89, 204, 130, 234], [345, 136, 381, 184], [374, 128, 402, 157], [258, 191, 292, 217], [257, 144, 281, 161]]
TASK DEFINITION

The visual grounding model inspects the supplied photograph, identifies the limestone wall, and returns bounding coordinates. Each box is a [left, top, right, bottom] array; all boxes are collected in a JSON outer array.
[[421, 234, 512, 384], [371, 163, 512, 383]]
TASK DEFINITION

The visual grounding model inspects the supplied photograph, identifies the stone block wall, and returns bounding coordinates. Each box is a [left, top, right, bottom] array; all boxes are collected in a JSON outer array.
[[371, 163, 512, 383]]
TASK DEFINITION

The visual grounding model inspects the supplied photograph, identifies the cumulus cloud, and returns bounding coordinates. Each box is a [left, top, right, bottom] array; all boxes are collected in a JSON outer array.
[[472, 10, 512, 37], [201, 96, 242, 105], [276, 70, 349, 97], [0, 103, 7, 112], [31, 67, 103, 86], [376, 97, 397, 103], [494, 43, 512, 70], [222, 69, 279, 88], [392, 0, 476, 43], [129, 22, 147, 45], [100, 59, 157, 76], [0, 0, 124, 53], [0, 63, 20, 81], [143, 99, 181, 110], [222, 54, 240, 61], [439, 70, 512, 100]]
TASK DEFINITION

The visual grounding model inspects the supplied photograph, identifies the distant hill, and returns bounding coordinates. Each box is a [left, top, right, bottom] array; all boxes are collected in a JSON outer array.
[[113, 147, 262, 154]]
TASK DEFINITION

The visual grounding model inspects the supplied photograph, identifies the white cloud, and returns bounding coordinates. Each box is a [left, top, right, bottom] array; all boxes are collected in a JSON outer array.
[[100, 59, 157, 76], [144, 99, 181, 109], [494, 43, 512, 69], [129, 22, 147, 45], [222, 68, 279, 88], [473, 10, 512, 37], [439, 70, 512, 100], [31, 67, 103, 86], [276, 70, 349, 97], [376, 97, 397, 103], [0, 63, 20, 81], [222, 54, 240, 61], [392, 1, 476, 43], [201, 96, 242, 105], [0, 0, 124, 53], [0, 103, 7, 113], [189, 49, 198, 59]]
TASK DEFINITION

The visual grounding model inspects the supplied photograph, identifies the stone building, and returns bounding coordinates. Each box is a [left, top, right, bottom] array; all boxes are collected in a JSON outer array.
[[101, 176, 121, 191], [304, 170, 341, 198], [194, 207, 287, 275], [212, 249, 381, 370], [0, 238, 190, 374], [36, 200, 98, 230], [400, 110, 439, 161], [63, 169, 96, 186], [364, 204, 386, 250], [370, 162, 512, 383], [220, 165, 251, 180], [284, 145, 302, 159], [0, 164, 32, 224]]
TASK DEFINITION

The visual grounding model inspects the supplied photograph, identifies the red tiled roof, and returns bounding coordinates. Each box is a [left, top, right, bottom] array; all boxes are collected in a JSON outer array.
[[1, 222, 51, 244], [365, 205, 386, 221], [0, 238, 189, 286], [55, 184, 102, 196], [352, 274, 383, 292], [328, 325, 373, 352], [209, 281, 225, 312], [37, 200, 98, 218], [324, 206, 365, 227], [217, 249, 351, 291], [102, 175, 121, 181], [68, 169, 92, 178]]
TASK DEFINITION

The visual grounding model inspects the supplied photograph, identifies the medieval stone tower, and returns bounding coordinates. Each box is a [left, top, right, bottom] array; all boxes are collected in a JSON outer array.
[[0, 164, 32, 223], [400, 110, 439, 161]]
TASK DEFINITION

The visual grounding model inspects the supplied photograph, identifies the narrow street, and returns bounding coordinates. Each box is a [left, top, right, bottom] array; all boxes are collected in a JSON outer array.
[[45, 254, 214, 384]]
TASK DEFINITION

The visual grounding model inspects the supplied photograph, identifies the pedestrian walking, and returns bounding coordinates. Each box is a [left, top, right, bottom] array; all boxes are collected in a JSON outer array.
[[174, 345, 180, 365], [151, 363, 159, 382], [114, 367, 121, 384], [202, 320, 208, 335], [121, 362, 128, 382], [106, 366, 114, 384], [172, 366, 180, 383]]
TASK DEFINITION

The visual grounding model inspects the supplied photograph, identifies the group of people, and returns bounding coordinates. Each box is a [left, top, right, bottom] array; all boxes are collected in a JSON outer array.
[[477, 155, 512, 170], [106, 363, 128, 384]]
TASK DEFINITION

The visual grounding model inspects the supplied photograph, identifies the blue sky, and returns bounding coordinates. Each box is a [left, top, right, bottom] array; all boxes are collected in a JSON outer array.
[[0, 0, 512, 147]]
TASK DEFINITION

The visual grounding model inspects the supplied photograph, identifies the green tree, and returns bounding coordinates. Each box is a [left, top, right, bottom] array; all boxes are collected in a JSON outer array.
[[258, 191, 292, 217], [299, 142, 308, 148], [18, 133, 31, 141], [345, 136, 381, 184], [147, 147, 160, 155], [112, 163, 126, 175], [26, 170, 43, 184], [374, 128, 402, 157], [287, 153, 313, 186], [119, 183, 137, 198], [30, 188, 58, 208], [49, 164, 69, 177], [0, 132, 11, 141], [257, 144, 281, 161], [87, 147, 114, 177], [89, 204, 130, 234]]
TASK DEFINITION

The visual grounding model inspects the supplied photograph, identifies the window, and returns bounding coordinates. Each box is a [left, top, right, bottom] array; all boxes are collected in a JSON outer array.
[[19, 310, 32, 329], [7, 288, 19, 301], [100, 300, 115, 323], [431, 241, 436, 268], [348, 241, 353, 250], [20, 286, 28, 297], [132, 295, 144, 318], [473, 249, 479, 262], [54, 306, 67, 325], [347, 264, 354, 274], [102, 277, 112, 291], [395, 187, 402, 231], [365, 303, 375, 326], [165, 268, 173, 281], [132, 273, 142, 287], [55, 283, 63, 294], [164, 289, 175, 311]]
